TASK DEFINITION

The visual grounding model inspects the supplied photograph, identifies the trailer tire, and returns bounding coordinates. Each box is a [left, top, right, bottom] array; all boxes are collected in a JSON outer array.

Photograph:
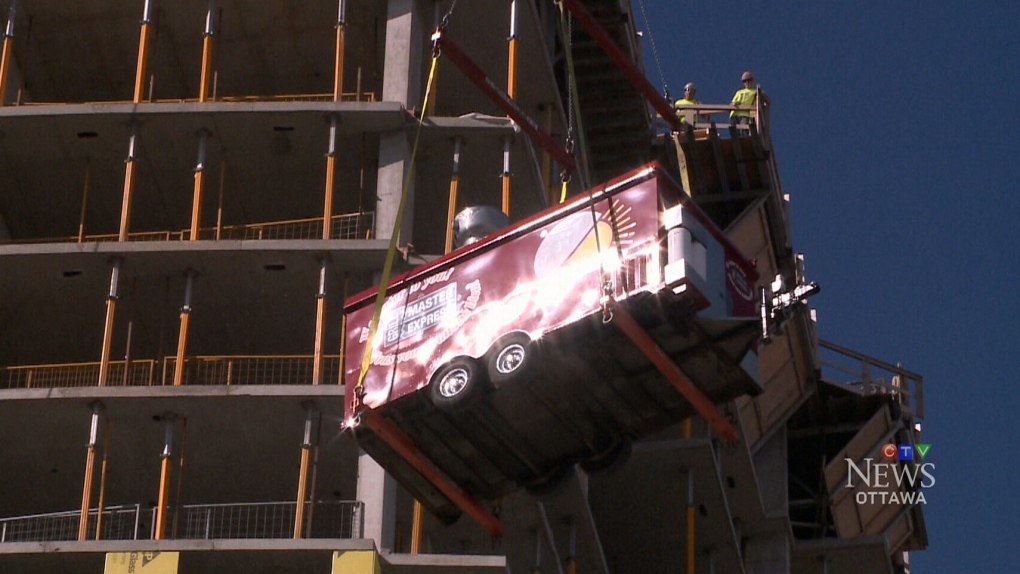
[[429, 358, 489, 413], [486, 332, 539, 388]]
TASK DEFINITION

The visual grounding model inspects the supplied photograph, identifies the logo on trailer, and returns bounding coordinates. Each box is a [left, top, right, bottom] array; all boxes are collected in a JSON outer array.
[[725, 260, 754, 301]]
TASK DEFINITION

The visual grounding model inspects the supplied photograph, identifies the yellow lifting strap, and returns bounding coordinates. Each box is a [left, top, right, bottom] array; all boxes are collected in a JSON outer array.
[[355, 55, 441, 394]]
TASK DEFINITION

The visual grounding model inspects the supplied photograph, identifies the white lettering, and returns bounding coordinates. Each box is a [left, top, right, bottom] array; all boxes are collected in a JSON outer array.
[[873, 463, 889, 488], [845, 458, 870, 487], [920, 463, 936, 488]]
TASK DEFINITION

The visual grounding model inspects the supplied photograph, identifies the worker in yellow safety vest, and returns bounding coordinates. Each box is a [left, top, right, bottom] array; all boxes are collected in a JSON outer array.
[[674, 82, 701, 126], [730, 70, 768, 127]]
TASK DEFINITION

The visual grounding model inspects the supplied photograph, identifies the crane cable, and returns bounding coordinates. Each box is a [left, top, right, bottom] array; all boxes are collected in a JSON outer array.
[[354, 48, 442, 401], [556, 1, 623, 322], [635, 0, 670, 102]]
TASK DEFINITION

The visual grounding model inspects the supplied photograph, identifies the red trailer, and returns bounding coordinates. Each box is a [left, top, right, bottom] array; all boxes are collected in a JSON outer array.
[[342, 163, 762, 530]]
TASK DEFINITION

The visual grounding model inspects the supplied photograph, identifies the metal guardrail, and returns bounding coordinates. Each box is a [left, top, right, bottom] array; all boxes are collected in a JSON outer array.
[[0, 211, 374, 245], [1, 360, 157, 389], [0, 501, 362, 543], [13, 91, 377, 106], [0, 505, 143, 542], [1, 356, 341, 390], [817, 339, 924, 419], [161, 355, 341, 386], [159, 501, 363, 540]]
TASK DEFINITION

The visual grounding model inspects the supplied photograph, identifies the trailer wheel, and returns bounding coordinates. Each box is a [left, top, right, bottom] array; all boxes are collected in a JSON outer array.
[[487, 332, 539, 388], [429, 358, 488, 412]]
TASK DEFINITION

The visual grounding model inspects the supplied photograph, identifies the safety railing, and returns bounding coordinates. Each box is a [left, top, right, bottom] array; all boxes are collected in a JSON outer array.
[[158, 500, 363, 540], [161, 355, 341, 386], [0, 504, 143, 542], [0, 211, 374, 245], [1, 360, 157, 389], [12, 91, 377, 106], [1, 356, 341, 390], [817, 339, 924, 419]]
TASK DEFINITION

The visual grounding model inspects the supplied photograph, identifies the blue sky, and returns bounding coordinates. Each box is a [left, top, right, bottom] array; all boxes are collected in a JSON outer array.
[[637, 2, 1019, 572]]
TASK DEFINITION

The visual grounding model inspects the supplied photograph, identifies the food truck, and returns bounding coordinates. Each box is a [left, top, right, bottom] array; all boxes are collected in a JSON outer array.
[[342, 163, 762, 527]]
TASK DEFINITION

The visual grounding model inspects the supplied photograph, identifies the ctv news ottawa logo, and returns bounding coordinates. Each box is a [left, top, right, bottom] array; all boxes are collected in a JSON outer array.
[[844, 443, 934, 505]]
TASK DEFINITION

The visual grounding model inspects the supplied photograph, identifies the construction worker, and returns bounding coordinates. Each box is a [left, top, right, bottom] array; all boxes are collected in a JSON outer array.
[[674, 82, 701, 126], [730, 70, 768, 128]]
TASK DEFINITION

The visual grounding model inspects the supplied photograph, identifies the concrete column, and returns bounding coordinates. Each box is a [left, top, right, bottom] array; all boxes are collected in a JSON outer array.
[[375, 0, 427, 243], [356, 450, 397, 551]]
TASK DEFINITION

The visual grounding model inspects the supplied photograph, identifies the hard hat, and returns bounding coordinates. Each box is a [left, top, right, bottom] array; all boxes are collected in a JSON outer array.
[[741, 71, 754, 81], [684, 82, 696, 91]]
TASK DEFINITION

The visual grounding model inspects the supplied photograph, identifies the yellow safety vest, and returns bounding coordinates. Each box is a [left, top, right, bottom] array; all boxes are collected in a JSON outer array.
[[674, 98, 701, 124], [730, 88, 756, 118]]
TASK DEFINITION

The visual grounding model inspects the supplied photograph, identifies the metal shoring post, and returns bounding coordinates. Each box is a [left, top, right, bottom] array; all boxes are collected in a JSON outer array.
[[503, 0, 518, 215], [337, 272, 350, 384], [565, 518, 577, 574], [97, 258, 122, 386], [323, 115, 339, 239], [78, 401, 104, 540], [312, 257, 328, 385], [443, 137, 464, 254], [198, 0, 215, 101], [190, 130, 210, 239], [78, 159, 91, 242], [0, 1, 16, 106], [133, 0, 154, 103], [334, 0, 347, 100], [294, 402, 317, 538], [154, 414, 176, 540], [118, 122, 139, 241], [95, 419, 112, 539], [172, 272, 196, 386], [215, 150, 226, 239], [501, 135, 513, 216]]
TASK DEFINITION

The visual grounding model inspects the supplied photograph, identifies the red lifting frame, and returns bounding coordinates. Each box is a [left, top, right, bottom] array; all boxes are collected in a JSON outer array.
[[357, 407, 506, 537], [432, 28, 577, 173], [559, 0, 682, 133], [609, 300, 741, 444]]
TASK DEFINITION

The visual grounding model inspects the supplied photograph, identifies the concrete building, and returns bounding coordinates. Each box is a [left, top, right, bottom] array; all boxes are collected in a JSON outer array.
[[0, 1, 926, 573]]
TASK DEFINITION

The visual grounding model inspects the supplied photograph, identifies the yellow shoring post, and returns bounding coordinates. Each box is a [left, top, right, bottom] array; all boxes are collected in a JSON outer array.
[[198, 0, 215, 102], [334, 0, 347, 101], [172, 272, 195, 386], [304, 414, 323, 537], [443, 137, 464, 254], [118, 123, 139, 241], [154, 415, 175, 540], [294, 403, 316, 538], [151, 418, 174, 538], [323, 115, 339, 239], [0, 2, 16, 106], [133, 0, 154, 103], [190, 130, 209, 240], [78, 402, 103, 540], [312, 258, 328, 385], [97, 259, 122, 386], [95, 420, 111, 540], [501, 136, 512, 216], [502, 0, 519, 216], [78, 160, 91, 242]]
